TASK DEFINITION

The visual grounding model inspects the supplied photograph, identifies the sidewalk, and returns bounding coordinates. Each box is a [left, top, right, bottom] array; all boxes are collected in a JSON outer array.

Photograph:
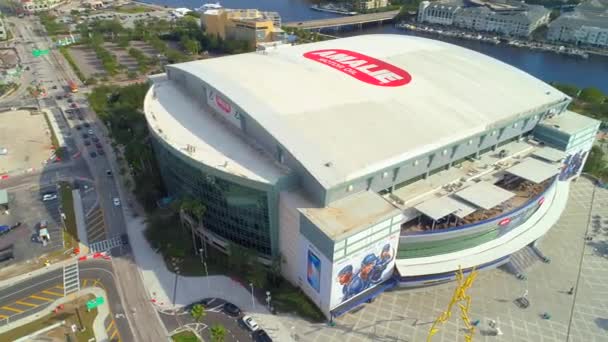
[[122, 208, 295, 341], [0, 287, 110, 341]]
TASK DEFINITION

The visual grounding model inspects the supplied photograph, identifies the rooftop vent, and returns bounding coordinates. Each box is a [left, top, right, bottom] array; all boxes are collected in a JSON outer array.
[[324, 162, 333, 167]]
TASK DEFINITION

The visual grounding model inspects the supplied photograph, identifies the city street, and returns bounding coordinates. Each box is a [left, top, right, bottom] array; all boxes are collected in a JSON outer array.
[[0, 259, 134, 342]]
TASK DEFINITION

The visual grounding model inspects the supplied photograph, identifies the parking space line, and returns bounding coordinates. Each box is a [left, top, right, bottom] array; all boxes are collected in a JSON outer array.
[[110, 328, 119, 341], [30, 295, 53, 302], [41, 290, 64, 297], [1, 306, 23, 313], [15, 300, 37, 307], [106, 319, 115, 332]]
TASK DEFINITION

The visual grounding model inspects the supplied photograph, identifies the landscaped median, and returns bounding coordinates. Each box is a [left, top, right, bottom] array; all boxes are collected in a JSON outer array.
[[0, 295, 97, 341], [172, 330, 200, 342], [59, 47, 86, 82], [59, 181, 79, 250]]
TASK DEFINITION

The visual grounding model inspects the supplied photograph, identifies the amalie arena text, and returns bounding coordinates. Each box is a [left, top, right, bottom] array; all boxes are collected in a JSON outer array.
[[303, 49, 413, 87]]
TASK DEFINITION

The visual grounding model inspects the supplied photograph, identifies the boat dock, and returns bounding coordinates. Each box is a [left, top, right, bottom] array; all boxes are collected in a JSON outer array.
[[283, 10, 400, 30]]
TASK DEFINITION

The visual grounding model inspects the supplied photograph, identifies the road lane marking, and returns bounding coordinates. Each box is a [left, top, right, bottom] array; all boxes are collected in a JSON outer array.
[[30, 295, 52, 302], [15, 300, 37, 307], [1, 306, 24, 313], [41, 290, 64, 297], [110, 329, 119, 341], [106, 319, 115, 332]]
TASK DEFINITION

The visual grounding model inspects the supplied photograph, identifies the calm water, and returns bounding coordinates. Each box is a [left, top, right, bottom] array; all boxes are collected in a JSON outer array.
[[142, 0, 608, 93]]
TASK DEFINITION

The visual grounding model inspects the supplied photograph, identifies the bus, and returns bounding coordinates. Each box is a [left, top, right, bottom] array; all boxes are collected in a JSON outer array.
[[68, 80, 78, 93]]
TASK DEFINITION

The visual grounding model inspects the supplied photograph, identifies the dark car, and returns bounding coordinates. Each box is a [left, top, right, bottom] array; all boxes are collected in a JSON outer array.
[[97, 149, 105, 156], [121, 234, 129, 245], [82, 133, 88, 139], [83, 122, 90, 128], [90, 151, 97, 158], [92, 137, 99, 143], [67, 98, 73, 103], [56, 95, 62, 100], [252, 330, 273, 342], [52, 85, 58, 90], [84, 140, 91, 146], [70, 103, 77, 108], [223, 302, 241, 317], [78, 116, 84, 121], [75, 124, 82, 130]]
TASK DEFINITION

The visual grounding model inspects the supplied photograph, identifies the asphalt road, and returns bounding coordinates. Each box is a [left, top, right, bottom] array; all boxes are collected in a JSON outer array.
[[2, 14, 169, 342], [0, 259, 134, 342]]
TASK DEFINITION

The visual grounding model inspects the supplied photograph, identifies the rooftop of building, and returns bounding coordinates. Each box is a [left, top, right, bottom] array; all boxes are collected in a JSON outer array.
[[169, 34, 567, 190], [300, 190, 400, 241], [550, 3, 608, 29], [539, 110, 601, 135], [144, 74, 288, 184]]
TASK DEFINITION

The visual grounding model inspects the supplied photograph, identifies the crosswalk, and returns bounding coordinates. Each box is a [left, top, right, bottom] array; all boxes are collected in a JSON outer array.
[[63, 262, 80, 296], [89, 235, 123, 253]]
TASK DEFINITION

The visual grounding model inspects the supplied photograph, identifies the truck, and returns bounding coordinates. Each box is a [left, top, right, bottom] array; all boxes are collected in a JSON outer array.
[[68, 80, 78, 93]]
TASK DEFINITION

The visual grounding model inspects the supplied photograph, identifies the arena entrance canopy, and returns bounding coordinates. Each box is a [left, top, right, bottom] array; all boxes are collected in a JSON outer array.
[[505, 158, 560, 184], [454, 181, 515, 210]]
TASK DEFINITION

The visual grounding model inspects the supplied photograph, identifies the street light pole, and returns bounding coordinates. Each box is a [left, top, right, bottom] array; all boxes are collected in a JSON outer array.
[[266, 291, 271, 312], [249, 283, 255, 309], [199, 248, 210, 290]]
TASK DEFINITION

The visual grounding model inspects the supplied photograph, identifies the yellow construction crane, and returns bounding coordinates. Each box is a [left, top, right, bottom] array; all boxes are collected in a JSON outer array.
[[427, 266, 478, 342]]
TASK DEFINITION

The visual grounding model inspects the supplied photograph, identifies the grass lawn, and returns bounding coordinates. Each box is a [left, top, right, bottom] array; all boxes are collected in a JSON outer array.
[[0, 295, 97, 342], [59, 181, 79, 249], [115, 5, 153, 13], [172, 330, 199, 342]]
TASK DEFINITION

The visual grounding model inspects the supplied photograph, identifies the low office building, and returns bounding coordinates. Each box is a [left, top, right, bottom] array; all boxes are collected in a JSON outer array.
[[20, 0, 65, 13], [547, 0, 608, 48], [418, 0, 551, 37], [201, 8, 285, 48], [144, 35, 599, 319]]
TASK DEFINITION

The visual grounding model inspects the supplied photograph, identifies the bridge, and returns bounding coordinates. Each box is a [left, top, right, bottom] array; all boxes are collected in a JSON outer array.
[[283, 10, 400, 30]]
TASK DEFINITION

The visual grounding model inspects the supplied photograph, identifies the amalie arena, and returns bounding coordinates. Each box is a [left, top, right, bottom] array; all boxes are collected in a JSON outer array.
[[143, 34, 599, 319]]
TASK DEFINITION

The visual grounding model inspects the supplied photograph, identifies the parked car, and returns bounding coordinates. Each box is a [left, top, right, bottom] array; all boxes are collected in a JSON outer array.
[[0, 246, 14, 263], [106, 170, 112, 176], [242, 315, 259, 332], [42, 193, 57, 201], [82, 133, 88, 139], [113, 198, 121, 207], [97, 149, 105, 156], [83, 122, 90, 128], [223, 302, 241, 317], [84, 140, 91, 146], [90, 151, 97, 158], [252, 330, 273, 342], [70, 103, 77, 108], [67, 98, 73, 103], [92, 137, 99, 143]]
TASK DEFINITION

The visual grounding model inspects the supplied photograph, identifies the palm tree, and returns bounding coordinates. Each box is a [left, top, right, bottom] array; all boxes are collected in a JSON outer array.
[[190, 304, 206, 322], [210, 324, 226, 342]]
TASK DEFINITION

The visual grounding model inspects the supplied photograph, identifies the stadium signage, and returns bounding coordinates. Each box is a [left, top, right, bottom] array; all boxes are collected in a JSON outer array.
[[215, 95, 232, 114], [303, 49, 411, 87]]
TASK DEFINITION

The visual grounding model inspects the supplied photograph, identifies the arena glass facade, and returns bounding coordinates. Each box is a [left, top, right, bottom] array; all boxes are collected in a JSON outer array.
[[151, 133, 280, 256]]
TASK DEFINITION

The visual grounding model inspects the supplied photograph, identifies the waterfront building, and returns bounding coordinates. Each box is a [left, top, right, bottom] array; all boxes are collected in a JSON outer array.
[[418, 0, 551, 37], [547, 0, 608, 48], [144, 34, 599, 319], [201, 8, 285, 49], [19, 0, 65, 13], [354, 0, 390, 11]]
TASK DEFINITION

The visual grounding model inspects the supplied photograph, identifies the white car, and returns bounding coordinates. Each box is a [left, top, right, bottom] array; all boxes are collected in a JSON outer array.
[[113, 198, 121, 207], [88, 129, 94, 135], [242, 315, 259, 332], [42, 194, 58, 201]]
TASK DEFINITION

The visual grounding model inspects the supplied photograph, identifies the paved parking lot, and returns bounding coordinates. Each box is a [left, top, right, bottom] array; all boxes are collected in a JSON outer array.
[[0, 110, 53, 175], [284, 178, 608, 342], [0, 184, 64, 265]]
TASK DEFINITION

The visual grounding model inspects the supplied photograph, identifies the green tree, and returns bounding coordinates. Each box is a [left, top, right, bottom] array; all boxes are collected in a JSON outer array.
[[182, 36, 201, 55], [248, 260, 268, 289], [228, 243, 252, 275], [551, 82, 580, 97], [210, 324, 226, 342], [579, 87, 606, 104], [583, 145, 607, 176], [190, 304, 206, 322]]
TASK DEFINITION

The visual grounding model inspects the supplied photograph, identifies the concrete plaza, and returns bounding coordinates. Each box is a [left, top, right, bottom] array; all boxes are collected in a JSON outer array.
[[284, 177, 608, 342]]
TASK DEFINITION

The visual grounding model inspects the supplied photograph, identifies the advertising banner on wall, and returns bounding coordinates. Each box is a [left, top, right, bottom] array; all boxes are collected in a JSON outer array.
[[330, 232, 399, 309], [559, 149, 587, 181], [206, 89, 242, 128], [307, 250, 321, 293]]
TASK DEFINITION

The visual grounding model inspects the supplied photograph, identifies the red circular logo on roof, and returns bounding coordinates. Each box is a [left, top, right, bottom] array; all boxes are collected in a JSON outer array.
[[303, 49, 412, 87]]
